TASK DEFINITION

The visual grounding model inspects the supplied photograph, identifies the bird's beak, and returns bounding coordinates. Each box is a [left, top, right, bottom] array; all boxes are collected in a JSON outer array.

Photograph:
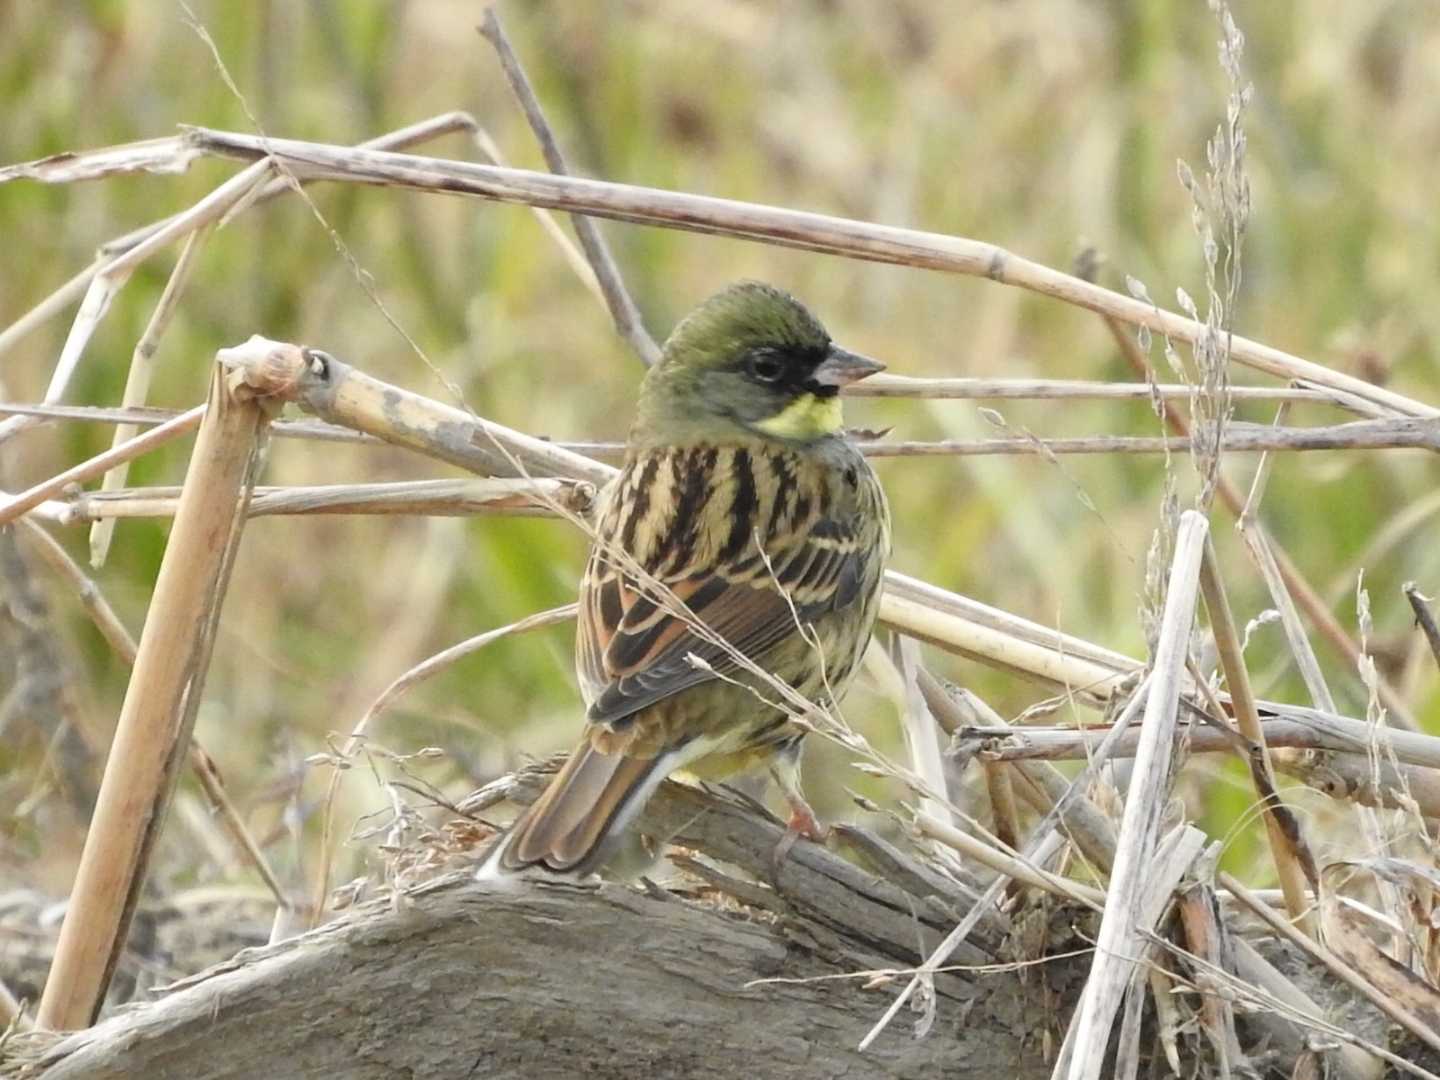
[[813, 346, 885, 387]]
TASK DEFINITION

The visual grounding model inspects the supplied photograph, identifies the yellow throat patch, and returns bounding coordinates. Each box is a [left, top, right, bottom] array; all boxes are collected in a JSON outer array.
[[752, 393, 843, 439]]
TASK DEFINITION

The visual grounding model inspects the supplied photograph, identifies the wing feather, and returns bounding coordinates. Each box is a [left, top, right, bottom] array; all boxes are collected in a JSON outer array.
[[576, 445, 875, 727]]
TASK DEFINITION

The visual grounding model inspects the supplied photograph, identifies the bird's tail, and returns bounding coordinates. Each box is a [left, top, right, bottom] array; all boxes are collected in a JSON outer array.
[[478, 736, 676, 879]]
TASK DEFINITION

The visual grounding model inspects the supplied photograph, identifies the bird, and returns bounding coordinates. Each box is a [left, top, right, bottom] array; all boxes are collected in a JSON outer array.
[[479, 280, 891, 879]]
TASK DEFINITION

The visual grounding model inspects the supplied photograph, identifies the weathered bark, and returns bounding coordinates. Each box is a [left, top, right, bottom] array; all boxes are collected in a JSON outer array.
[[4, 777, 1084, 1079], [0, 773, 1398, 1078]]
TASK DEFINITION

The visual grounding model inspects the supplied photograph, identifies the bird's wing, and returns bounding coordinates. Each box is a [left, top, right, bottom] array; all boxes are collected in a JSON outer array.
[[577, 509, 871, 728]]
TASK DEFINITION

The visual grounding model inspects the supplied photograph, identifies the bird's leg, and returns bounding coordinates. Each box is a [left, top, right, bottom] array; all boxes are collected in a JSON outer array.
[[769, 742, 827, 879]]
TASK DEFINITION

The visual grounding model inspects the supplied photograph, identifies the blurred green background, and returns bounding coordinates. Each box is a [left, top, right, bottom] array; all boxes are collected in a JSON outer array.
[[2, 1, 1437, 903]]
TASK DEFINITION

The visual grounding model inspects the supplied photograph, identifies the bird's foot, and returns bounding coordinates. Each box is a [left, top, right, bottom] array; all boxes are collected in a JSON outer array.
[[769, 796, 828, 883]]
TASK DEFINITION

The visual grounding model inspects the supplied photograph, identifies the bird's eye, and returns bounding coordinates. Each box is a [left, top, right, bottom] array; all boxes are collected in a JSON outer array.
[[748, 355, 784, 383]]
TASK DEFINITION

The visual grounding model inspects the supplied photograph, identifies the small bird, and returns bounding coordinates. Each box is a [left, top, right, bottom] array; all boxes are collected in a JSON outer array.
[[481, 281, 891, 878]]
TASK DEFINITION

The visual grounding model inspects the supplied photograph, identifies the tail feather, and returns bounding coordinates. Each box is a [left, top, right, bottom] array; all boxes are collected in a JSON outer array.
[[489, 738, 673, 876]]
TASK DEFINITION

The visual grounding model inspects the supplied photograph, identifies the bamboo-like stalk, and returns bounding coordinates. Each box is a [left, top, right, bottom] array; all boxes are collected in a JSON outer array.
[[1065, 510, 1209, 1080], [36, 357, 271, 1031], [1198, 538, 1318, 936]]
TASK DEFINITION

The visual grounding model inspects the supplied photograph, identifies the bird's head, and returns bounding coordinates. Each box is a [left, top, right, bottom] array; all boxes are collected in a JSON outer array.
[[632, 281, 884, 446]]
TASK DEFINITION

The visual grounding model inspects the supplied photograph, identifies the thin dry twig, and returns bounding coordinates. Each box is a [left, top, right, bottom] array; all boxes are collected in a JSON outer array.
[[1087, 250, 1421, 732], [1404, 582, 1440, 675], [851, 373, 1360, 410], [14, 517, 292, 910], [1224, 871, 1440, 1062], [0, 405, 206, 528], [1198, 537, 1318, 936], [478, 6, 661, 368], [176, 124, 1439, 421], [88, 226, 210, 569]]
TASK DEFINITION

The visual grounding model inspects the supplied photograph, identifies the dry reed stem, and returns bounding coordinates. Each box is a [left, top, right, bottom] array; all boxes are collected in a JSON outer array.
[[1054, 825, 1211, 1079], [885, 637, 953, 826], [57, 477, 596, 524], [1096, 291, 1421, 732], [14, 519, 138, 665], [1175, 886, 1245, 1073], [1278, 751, 1440, 818], [1065, 510, 1208, 1080], [1224, 871, 1440, 1061], [0, 271, 133, 448], [962, 708, 1440, 770], [478, 7, 661, 368], [0, 405, 205, 528], [14, 518, 292, 909], [879, 592, 1129, 702], [36, 356, 271, 1031], [921, 675, 1120, 870], [1199, 538, 1318, 936], [0, 112, 478, 367], [0, 155, 278, 450], [88, 227, 210, 569], [851, 374, 1359, 409], [915, 815, 1103, 907], [169, 126, 1436, 420], [10, 401, 1434, 459]]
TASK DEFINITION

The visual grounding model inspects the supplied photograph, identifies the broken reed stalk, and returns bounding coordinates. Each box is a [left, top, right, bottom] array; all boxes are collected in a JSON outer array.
[[1197, 538, 1318, 936], [167, 125, 1434, 419], [1175, 886, 1245, 1070], [35, 356, 271, 1031], [889, 637, 953, 827], [1064, 510, 1208, 1080]]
